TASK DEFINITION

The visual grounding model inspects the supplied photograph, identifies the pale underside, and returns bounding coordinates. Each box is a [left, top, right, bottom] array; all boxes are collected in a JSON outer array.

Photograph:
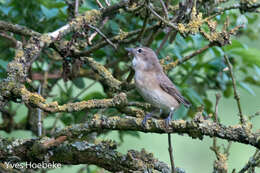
[[134, 70, 180, 115]]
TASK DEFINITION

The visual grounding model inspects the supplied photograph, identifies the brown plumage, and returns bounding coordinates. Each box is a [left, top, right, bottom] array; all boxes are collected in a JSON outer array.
[[157, 72, 191, 108], [126, 47, 191, 124]]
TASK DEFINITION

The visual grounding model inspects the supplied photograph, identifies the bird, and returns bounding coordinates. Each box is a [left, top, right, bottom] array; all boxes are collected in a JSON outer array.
[[125, 47, 191, 127]]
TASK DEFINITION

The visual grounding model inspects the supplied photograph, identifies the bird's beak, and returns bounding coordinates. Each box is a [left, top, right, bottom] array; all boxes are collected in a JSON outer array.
[[125, 48, 134, 55]]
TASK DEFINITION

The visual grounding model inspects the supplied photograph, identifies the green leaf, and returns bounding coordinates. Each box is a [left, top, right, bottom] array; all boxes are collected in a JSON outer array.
[[229, 48, 260, 67], [224, 39, 245, 52], [80, 0, 98, 11], [174, 105, 188, 119], [83, 92, 106, 101], [40, 5, 59, 19], [72, 78, 85, 89], [190, 34, 203, 49], [60, 113, 74, 125], [107, 20, 119, 33], [210, 47, 224, 58], [203, 98, 213, 111], [208, 58, 226, 71], [0, 69, 6, 78], [0, 59, 8, 70], [223, 85, 233, 98], [185, 88, 203, 105], [41, 2, 66, 9]]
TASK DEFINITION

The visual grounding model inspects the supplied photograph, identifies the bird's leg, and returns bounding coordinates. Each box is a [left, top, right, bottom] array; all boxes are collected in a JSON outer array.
[[165, 107, 175, 128], [142, 110, 156, 127]]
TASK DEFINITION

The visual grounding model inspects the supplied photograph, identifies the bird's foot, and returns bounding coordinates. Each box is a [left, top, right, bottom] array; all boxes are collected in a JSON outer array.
[[142, 112, 153, 128], [164, 107, 175, 128], [164, 115, 171, 128]]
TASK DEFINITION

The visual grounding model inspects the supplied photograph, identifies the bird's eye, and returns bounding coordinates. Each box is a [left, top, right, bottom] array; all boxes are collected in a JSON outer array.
[[137, 48, 142, 53]]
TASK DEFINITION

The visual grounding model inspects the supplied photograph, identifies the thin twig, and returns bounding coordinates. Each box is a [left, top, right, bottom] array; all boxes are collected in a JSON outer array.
[[144, 25, 161, 46], [42, 61, 51, 90], [88, 24, 117, 50], [0, 32, 19, 48], [211, 93, 221, 159], [169, 31, 177, 43], [211, 137, 218, 155], [75, 0, 79, 16], [135, 10, 149, 41], [224, 141, 232, 157], [126, 69, 135, 83], [37, 84, 42, 137], [179, 44, 212, 65], [238, 150, 260, 173], [76, 24, 160, 57], [50, 113, 62, 135], [96, 0, 104, 8], [163, 43, 213, 72], [105, 0, 110, 6], [224, 55, 245, 125], [146, 4, 178, 30], [211, 92, 231, 173], [214, 93, 221, 123], [156, 29, 176, 54], [69, 81, 96, 102], [249, 110, 260, 120], [88, 17, 109, 45], [168, 133, 176, 173], [159, 0, 169, 20]]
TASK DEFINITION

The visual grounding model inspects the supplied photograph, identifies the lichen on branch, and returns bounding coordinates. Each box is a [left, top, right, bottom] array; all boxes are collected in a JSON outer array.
[[0, 137, 171, 173], [18, 86, 127, 113], [55, 115, 260, 149]]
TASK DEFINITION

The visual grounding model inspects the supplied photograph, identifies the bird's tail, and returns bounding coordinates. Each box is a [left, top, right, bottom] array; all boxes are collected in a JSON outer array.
[[183, 97, 192, 108]]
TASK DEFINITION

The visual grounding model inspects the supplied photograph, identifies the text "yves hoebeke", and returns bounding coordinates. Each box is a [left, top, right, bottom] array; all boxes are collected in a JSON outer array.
[[4, 161, 62, 169]]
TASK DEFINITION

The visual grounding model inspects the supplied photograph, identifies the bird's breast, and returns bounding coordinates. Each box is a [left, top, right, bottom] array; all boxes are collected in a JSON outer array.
[[134, 71, 179, 113], [134, 71, 159, 91]]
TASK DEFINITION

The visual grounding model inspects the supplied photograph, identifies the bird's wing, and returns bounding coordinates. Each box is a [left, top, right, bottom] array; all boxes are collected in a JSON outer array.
[[157, 73, 191, 108]]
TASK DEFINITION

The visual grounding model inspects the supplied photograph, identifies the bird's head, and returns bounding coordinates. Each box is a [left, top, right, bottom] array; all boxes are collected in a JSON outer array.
[[125, 47, 162, 72]]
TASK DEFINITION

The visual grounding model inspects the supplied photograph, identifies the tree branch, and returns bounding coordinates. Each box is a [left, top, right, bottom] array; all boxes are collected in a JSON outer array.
[[55, 115, 260, 149], [87, 24, 117, 49], [0, 20, 41, 37], [81, 57, 122, 90], [17, 86, 127, 113], [168, 133, 176, 173], [0, 137, 171, 173], [0, 32, 21, 48], [224, 55, 245, 125], [162, 43, 213, 72], [0, 0, 134, 108], [238, 150, 260, 173], [74, 24, 159, 57]]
